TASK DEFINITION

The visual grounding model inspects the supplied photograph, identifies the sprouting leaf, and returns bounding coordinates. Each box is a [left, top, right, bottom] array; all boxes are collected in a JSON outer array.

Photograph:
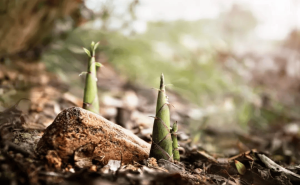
[[95, 62, 103, 67], [94, 42, 100, 50], [79, 72, 88, 76], [235, 160, 246, 175], [91, 41, 95, 48], [82, 47, 91, 57]]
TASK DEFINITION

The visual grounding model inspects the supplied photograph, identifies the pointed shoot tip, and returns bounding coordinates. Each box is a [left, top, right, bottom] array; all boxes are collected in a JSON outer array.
[[173, 122, 178, 132], [160, 73, 164, 89]]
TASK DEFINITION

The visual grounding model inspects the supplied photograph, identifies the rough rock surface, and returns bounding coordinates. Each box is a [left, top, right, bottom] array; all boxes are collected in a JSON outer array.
[[37, 107, 150, 166]]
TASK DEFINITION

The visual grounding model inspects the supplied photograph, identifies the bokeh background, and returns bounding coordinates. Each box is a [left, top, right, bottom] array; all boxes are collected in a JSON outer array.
[[1, 0, 300, 153]]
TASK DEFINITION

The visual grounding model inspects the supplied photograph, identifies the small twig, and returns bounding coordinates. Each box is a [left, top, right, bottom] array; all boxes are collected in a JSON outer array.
[[257, 153, 300, 181]]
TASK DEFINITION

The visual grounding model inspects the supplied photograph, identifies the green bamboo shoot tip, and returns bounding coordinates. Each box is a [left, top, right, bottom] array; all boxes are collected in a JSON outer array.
[[160, 73, 164, 89], [82, 41, 100, 114], [172, 122, 180, 161], [172, 122, 178, 132], [149, 74, 173, 161]]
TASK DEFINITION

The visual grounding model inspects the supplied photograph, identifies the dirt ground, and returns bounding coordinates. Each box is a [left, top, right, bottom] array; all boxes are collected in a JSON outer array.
[[1, 61, 300, 185]]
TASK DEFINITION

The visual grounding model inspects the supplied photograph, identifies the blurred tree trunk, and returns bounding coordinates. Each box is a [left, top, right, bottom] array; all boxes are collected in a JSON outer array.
[[0, 0, 83, 58], [0, 0, 84, 109]]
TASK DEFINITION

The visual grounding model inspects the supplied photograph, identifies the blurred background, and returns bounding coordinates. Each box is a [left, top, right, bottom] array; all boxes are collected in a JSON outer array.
[[1, 0, 300, 154]]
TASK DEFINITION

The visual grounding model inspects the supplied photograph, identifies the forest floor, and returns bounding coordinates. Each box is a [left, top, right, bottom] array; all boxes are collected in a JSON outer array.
[[0, 61, 300, 185]]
